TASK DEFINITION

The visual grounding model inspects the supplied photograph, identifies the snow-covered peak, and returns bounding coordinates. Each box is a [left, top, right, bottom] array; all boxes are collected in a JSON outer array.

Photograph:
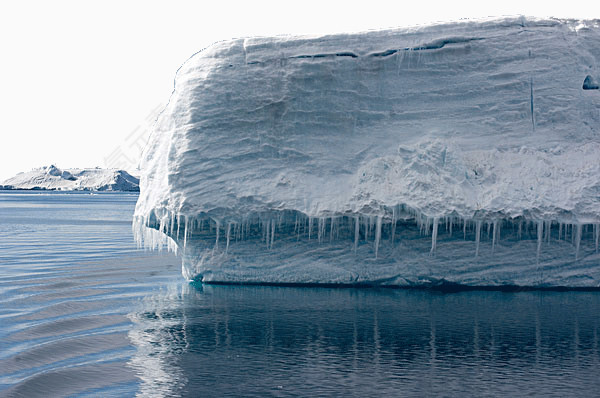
[[2, 166, 139, 191]]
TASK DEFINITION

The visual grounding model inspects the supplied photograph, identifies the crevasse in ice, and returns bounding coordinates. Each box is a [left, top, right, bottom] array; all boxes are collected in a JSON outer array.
[[134, 17, 600, 287]]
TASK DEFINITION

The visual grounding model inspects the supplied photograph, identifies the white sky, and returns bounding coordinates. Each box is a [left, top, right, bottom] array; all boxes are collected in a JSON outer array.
[[1, 0, 598, 181]]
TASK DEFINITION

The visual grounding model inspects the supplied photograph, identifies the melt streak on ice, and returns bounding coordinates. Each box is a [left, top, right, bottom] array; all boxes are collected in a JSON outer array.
[[134, 17, 600, 287]]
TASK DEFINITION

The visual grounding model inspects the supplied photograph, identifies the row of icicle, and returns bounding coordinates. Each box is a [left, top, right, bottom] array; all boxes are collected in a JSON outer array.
[[135, 209, 600, 260]]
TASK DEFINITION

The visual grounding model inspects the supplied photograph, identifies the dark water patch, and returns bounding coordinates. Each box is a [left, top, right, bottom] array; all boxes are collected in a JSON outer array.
[[126, 284, 600, 397]]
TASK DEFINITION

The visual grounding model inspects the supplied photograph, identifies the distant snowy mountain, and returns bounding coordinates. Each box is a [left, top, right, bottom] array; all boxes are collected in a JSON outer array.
[[2, 165, 139, 191], [134, 17, 600, 287]]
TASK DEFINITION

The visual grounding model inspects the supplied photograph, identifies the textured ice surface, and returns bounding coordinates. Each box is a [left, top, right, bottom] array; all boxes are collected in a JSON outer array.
[[3, 165, 140, 191], [134, 17, 600, 287]]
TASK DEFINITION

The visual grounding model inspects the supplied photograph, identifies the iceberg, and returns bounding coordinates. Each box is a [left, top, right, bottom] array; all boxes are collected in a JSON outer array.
[[134, 17, 600, 287], [2, 165, 140, 191]]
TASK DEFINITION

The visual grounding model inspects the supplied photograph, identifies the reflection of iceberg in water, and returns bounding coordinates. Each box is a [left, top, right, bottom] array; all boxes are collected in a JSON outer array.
[[133, 18, 600, 286], [127, 284, 189, 397], [127, 284, 600, 396]]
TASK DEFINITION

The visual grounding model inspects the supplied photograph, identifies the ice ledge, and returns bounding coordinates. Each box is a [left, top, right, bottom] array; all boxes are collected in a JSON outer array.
[[133, 205, 600, 288], [134, 17, 600, 286]]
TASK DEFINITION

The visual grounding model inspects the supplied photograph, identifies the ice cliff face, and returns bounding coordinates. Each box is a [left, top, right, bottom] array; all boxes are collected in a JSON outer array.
[[135, 17, 600, 287], [3, 165, 140, 191]]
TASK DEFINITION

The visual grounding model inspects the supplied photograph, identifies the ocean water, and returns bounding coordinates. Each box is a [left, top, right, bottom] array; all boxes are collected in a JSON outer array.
[[1, 192, 599, 397]]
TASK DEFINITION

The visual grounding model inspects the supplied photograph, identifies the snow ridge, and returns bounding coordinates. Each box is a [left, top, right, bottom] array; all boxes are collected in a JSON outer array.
[[3, 165, 140, 191]]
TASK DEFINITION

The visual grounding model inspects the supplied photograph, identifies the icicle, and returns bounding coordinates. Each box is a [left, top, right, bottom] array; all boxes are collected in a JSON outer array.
[[449, 217, 453, 238], [159, 216, 165, 235], [270, 219, 275, 249], [536, 221, 543, 263], [308, 217, 313, 240], [496, 220, 501, 241], [215, 220, 220, 250], [265, 220, 270, 247], [595, 223, 599, 253], [304, 215, 308, 237], [430, 217, 438, 255], [317, 217, 323, 243], [545, 221, 551, 243], [294, 215, 298, 235], [329, 216, 335, 242], [170, 212, 175, 236], [183, 218, 189, 250], [391, 208, 396, 247], [491, 220, 498, 254], [364, 216, 369, 242], [575, 224, 582, 260], [475, 220, 481, 257], [354, 215, 360, 253], [463, 218, 467, 240], [374, 215, 382, 259], [558, 222, 562, 241], [226, 222, 231, 253]]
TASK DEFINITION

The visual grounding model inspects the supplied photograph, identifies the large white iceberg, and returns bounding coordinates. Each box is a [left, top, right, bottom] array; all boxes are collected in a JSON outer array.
[[134, 17, 600, 287]]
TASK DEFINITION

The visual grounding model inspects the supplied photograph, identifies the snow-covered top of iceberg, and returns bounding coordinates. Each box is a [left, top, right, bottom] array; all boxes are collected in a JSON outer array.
[[3, 165, 140, 191], [136, 17, 600, 224]]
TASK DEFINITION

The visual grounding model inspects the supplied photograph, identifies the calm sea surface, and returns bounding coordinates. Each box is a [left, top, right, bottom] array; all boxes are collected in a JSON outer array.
[[1, 191, 599, 397]]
